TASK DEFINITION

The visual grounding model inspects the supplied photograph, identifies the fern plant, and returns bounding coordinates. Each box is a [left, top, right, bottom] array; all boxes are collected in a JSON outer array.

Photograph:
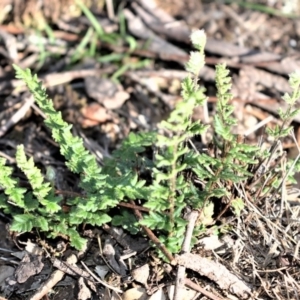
[[1, 66, 121, 249], [0, 30, 299, 259], [136, 30, 209, 253]]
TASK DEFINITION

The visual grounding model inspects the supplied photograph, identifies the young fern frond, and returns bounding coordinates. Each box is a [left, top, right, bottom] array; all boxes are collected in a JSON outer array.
[[13, 66, 106, 192], [267, 71, 300, 139], [0, 158, 27, 210], [214, 63, 236, 142], [13, 65, 116, 225], [140, 30, 208, 255], [16, 145, 61, 213]]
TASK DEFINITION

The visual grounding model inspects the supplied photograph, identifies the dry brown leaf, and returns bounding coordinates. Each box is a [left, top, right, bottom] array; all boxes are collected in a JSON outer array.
[[77, 277, 91, 300], [80, 103, 111, 127], [131, 264, 149, 287], [84, 77, 130, 109], [103, 90, 130, 110], [176, 253, 251, 299], [122, 287, 148, 300]]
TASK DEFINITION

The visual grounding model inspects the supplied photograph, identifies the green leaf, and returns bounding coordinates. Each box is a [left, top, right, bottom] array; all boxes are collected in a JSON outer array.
[[112, 210, 139, 234], [67, 228, 87, 250], [11, 214, 34, 232], [198, 202, 214, 226], [8, 187, 27, 208], [231, 198, 244, 216], [89, 213, 111, 226], [35, 216, 49, 231], [39, 198, 61, 213], [289, 108, 300, 119], [24, 193, 39, 210], [140, 212, 171, 231]]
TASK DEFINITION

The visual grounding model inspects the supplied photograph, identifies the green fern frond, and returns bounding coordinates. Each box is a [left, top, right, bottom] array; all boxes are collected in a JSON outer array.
[[0, 157, 27, 209]]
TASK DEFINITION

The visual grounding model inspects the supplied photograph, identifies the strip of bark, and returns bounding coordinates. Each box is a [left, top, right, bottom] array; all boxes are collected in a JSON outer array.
[[175, 253, 252, 299], [173, 211, 198, 300]]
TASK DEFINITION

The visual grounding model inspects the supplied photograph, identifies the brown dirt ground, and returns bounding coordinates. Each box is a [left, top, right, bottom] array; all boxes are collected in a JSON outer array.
[[1, 0, 300, 299]]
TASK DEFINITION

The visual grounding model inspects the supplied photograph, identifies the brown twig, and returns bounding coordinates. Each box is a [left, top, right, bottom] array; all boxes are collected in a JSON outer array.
[[129, 200, 174, 263], [30, 254, 79, 300], [176, 253, 252, 298], [184, 278, 227, 300], [118, 201, 150, 212], [55, 190, 150, 213]]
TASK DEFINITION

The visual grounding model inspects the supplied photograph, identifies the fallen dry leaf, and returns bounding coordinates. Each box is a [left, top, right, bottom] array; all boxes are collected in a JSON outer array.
[[131, 264, 149, 288], [80, 103, 111, 127], [77, 277, 91, 300], [122, 287, 147, 300], [176, 253, 251, 299], [84, 76, 130, 109]]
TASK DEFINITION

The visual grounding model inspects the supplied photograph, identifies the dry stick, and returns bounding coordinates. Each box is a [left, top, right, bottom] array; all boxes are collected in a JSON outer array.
[[176, 253, 251, 298], [105, 0, 115, 20], [184, 278, 226, 300], [244, 115, 274, 137], [55, 190, 149, 213], [8, 66, 116, 94], [215, 194, 234, 222], [81, 261, 123, 293], [173, 211, 198, 300], [96, 234, 120, 274], [129, 200, 174, 263], [118, 201, 150, 212], [0, 96, 34, 138], [30, 254, 78, 300]]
